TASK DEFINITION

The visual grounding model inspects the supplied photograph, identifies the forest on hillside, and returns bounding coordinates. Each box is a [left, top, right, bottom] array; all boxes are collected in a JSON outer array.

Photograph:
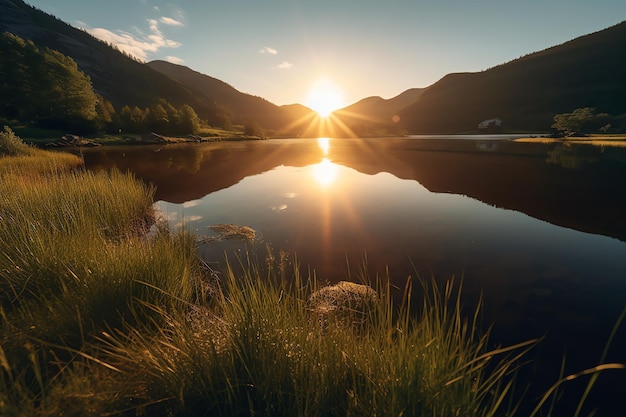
[[0, 32, 202, 135]]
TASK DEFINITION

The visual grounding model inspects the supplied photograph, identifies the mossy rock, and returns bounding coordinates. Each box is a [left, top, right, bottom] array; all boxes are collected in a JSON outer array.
[[306, 281, 378, 330]]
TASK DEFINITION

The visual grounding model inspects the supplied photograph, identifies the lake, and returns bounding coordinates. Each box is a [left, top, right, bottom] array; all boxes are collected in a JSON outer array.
[[82, 136, 626, 416]]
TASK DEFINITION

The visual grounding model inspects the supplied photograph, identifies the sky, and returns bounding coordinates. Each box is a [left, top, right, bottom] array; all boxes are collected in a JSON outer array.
[[26, 0, 626, 111]]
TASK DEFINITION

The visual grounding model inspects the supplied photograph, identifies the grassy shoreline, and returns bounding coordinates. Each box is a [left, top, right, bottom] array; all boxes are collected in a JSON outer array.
[[1, 128, 621, 416], [13, 125, 265, 148], [514, 134, 626, 147]]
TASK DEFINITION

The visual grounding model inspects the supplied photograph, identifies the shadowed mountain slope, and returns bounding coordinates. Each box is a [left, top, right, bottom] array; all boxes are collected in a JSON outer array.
[[337, 88, 424, 120], [396, 21, 626, 134], [146, 60, 300, 130], [328, 88, 423, 135]]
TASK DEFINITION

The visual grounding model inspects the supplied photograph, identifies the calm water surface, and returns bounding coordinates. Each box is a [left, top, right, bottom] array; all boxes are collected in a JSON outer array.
[[83, 137, 626, 416]]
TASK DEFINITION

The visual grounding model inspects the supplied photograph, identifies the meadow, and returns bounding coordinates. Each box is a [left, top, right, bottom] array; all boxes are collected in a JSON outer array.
[[0, 127, 619, 416]]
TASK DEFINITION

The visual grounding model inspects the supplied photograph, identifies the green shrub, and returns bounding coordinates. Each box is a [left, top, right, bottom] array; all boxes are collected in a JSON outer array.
[[0, 126, 31, 156]]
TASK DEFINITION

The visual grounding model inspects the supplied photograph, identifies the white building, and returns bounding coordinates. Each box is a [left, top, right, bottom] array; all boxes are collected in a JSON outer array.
[[478, 118, 502, 129]]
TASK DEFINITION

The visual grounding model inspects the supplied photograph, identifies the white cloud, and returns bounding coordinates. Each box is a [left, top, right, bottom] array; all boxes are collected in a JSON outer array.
[[182, 199, 201, 208], [87, 18, 181, 61], [165, 56, 185, 64], [160, 16, 184, 27], [260, 46, 278, 55], [277, 61, 294, 69]]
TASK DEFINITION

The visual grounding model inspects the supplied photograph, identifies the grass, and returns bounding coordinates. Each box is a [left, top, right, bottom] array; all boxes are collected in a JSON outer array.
[[0, 132, 205, 414], [515, 133, 626, 147], [0, 129, 621, 416], [70, 258, 535, 417]]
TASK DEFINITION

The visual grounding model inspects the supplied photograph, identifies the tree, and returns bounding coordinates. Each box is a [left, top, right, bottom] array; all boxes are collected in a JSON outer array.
[[0, 126, 30, 156], [145, 103, 169, 133], [552, 107, 610, 134], [42, 48, 97, 127], [177, 104, 200, 134], [118, 105, 145, 133], [0, 32, 98, 132], [95, 95, 117, 132], [244, 120, 264, 138]]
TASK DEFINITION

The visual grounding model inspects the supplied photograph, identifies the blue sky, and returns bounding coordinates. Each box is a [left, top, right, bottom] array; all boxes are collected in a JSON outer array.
[[26, 0, 626, 109]]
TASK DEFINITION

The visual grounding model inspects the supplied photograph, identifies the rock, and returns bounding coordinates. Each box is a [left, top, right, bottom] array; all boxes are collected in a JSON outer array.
[[306, 281, 378, 329], [185, 134, 203, 142], [45, 134, 100, 148], [62, 134, 81, 143], [141, 132, 167, 143], [205, 224, 256, 241]]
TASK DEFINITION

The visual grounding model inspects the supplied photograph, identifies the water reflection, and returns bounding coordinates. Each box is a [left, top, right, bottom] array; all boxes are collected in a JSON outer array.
[[312, 158, 339, 186], [317, 137, 330, 155], [81, 138, 626, 415], [82, 139, 626, 242]]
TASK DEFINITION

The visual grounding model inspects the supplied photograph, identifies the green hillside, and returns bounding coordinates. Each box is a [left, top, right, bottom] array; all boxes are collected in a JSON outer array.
[[0, 0, 223, 124]]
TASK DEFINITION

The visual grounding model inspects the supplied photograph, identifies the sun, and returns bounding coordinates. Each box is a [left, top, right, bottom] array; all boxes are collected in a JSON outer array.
[[304, 78, 346, 117]]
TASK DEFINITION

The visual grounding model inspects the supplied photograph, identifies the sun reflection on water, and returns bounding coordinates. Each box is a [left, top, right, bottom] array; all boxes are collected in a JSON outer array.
[[312, 158, 338, 186], [317, 137, 330, 155]]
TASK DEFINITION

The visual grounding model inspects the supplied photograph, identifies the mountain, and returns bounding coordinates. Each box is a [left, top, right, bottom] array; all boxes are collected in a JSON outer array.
[[1, 0, 311, 129], [3, 0, 625, 135], [0, 0, 228, 124], [337, 88, 424, 119], [329, 88, 424, 136], [146, 60, 301, 130], [396, 21, 626, 134]]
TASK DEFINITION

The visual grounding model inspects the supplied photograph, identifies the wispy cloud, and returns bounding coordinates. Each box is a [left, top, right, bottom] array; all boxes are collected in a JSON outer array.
[[277, 61, 294, 69], [165, 56, 185, 65], [160, 16, 183, 27], [183, 200, 201, 208], [87, 18, 181, 61], [260, 46, 278, 55]]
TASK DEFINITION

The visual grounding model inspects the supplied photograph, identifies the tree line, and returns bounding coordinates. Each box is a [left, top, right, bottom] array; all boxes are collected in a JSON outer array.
[[97, 98, 200, 136], [0, 32, 200, 135]]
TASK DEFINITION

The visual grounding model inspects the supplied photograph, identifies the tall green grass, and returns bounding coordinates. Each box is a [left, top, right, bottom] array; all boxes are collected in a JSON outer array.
[[87, 255, 536, 417], [0, 143, 205, 414]]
